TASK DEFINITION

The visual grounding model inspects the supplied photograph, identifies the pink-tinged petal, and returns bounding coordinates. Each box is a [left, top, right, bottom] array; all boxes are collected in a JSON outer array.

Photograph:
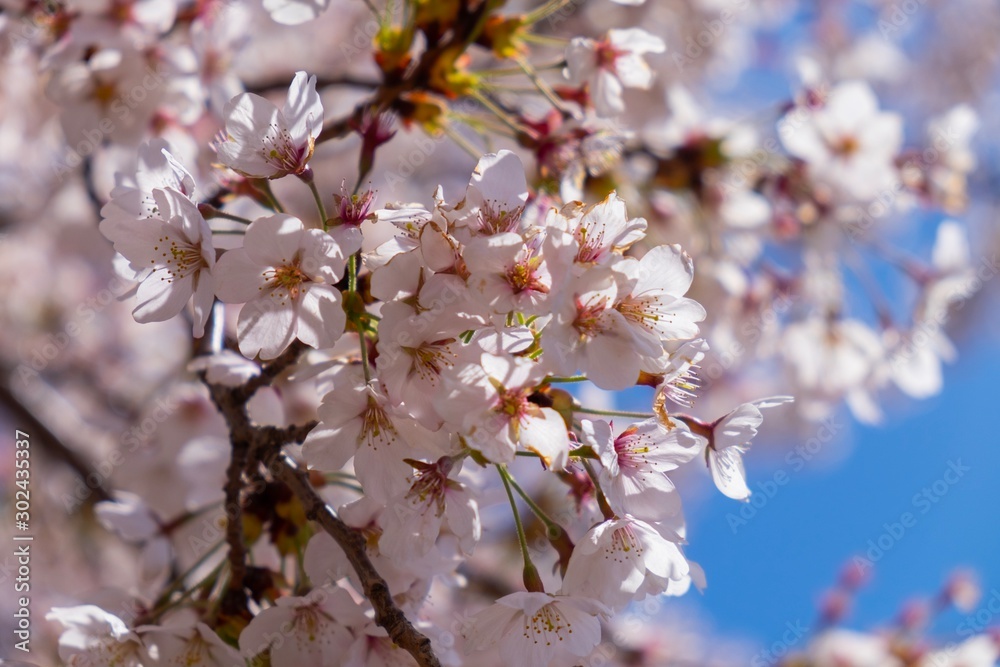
[[301, 228, 349, 283], [295, 285, 346, 350], [263, 0, 331, 26], [607, 470, 682, 520], [445, 491, 481, 554], [614, 52, 655, 89], [302, 423, 355, 471], [353, 439, 412, 504], [217, 92, 283, 178], [134, 138, 195, 198], [133, 269, 192, 323], [654, 296, 707, 340], [564, 38, 597, 85], [189, 271, 215, 338], [284, 70, 324, 142], [708, 446, 751, 500], [467, 150, 529, 213], [152, 187, 203, 242], [520, 408, 571, 470], [715, 403, 764, 449], [609, 28, 666, 54], [636, 244, 694, 295], [585, 328, 640, 390], [244, 214, 307, 267], [593, 69, 625, 117], [237, 298, 296, 360], [214, 249, 267, 303], [419, 223, 458, 272]]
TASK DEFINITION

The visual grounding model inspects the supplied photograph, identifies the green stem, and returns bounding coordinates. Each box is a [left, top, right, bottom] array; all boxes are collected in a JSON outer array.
[[346, 253, 373, 384], [546, 375, 588, 384], [470, 89, 529, 138], [575, 406, 655, 420], [306, 178, 329, 231], [149, 542, 226, 617], [348, 254, 358, 292], [513, 54, 570, 113], [258, 180, 285, 213], [506, 474, 561, 536], [209, 209, 253, 224], [581, 459, 616, 521], [497, 464, 544, 592]]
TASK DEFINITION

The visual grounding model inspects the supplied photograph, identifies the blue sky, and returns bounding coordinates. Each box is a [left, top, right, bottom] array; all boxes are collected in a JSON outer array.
[[673, 334, 1000, 653]]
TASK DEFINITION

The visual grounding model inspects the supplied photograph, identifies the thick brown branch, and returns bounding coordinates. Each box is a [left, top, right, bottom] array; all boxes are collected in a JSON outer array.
[[204, 379, 257, 615]]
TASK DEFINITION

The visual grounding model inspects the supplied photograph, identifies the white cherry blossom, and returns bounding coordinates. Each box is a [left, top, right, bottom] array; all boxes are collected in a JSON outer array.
[[581, 417, 702, 520], [214, 214, 355, 360], [101, 186, 215, 337], [565, 29, 666, 117], [46, 605, 146, 667], [302, 366, 438, 503], [705, 397, 794, 501], [561, 515, 692, 611], [216, 71, 323, 179], [141, 620, 242, 667], [465, 592, 608, 666], [238, 585, 364, 665], [780, 80, 902, 201], [378, 456, 482, 564], [436, 353, 571, 467]]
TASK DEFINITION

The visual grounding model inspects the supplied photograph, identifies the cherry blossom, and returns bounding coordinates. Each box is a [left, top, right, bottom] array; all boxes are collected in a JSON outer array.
[[465, 592, 608, 665], [46, 605, 146, 667], [216, 71, 323, 179], [704, 397, 794, 501], [437, 353, 571, 467], [780, 80, 903, 201], [302, 366, 437, 503], [582, 417, 702, 520], [378, 456, 482, 564], [214, 214, 355, 359], [100, 186, 215, 336], [94, 492, 171, 581], [140, 619, 242, 667], [562, 515, 692, 610], [565, 29, 666, 117], [238, 585, 365, 665]]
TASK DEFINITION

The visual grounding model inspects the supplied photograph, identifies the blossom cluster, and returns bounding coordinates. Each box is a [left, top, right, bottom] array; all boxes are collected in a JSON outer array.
[[0, 0, 995, 665]]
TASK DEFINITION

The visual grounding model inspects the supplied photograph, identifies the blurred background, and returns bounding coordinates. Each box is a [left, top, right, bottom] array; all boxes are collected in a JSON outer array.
[[1, 0, 999, 664]]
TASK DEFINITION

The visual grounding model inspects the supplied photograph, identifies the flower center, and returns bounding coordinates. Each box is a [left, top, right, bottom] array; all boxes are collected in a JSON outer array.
[[524, 604, 572, 644], [833, 134, 860, 157], [616, 294, 663, 332], [359, 396, 397, 451], [151, 235, 205, 283], [478, 200, 523, 235], [404, 339, 457, 384], [260, 124, 314, 175], [262, 261, 309, 304], [573, 297, 609, 339]]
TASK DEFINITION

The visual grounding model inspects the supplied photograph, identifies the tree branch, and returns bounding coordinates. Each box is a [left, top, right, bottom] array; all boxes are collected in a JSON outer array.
[[200, 346, 441, 667], [265, 450, 442, 667]]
